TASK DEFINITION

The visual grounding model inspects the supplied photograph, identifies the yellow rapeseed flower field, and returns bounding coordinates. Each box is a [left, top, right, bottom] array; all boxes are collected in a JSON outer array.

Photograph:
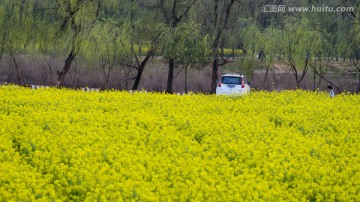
[[0, 86, 359, 201]]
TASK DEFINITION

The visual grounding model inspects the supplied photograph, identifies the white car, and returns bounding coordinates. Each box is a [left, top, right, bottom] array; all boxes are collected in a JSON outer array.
[[216, 73, 251, 95]]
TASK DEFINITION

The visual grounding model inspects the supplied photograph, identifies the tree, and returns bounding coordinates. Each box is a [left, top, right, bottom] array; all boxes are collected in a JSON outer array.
[[155, 0, 197, 93], [2, 0, 359, 92], [160, 20, 209, 93], [124, 1, 165, 91], [209, 0, 237, 94], [127, 24, 163, 91], [0, 0, 38, 85], [83, 20, 131, 89], [54, 0, 101, 87], [347, 4, 360, 93], [242, 17, 325, 89]]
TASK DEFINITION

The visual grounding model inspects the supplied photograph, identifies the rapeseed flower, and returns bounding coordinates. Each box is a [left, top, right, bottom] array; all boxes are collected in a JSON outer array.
[[0, 86, 359, 201]]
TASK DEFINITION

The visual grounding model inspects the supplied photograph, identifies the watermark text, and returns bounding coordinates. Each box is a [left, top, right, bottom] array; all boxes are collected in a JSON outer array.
[[261, 5, 355, 13]]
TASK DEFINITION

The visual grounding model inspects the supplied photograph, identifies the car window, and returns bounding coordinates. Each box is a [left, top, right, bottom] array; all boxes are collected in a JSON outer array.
[[221, 77, 242, 85]]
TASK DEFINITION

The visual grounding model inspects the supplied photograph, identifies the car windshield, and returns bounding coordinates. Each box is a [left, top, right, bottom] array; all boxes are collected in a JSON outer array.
[[221, 76, 242, 85]]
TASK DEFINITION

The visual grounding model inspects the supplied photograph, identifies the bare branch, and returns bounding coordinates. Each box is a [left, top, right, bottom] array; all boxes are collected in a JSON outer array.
[[131, 47, 141, 67], [218, 54, 231, 67], [176, 0, 196, 24], [173, 67, 182, 79], [314, 70, 341, 92]]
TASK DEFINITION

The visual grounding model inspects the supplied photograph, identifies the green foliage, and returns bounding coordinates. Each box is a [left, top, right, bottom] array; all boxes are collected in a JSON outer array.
[[83, 19, 130, 65], [241, 22, 262, 55], [1, 0, 360, 89], [282, 18, 324, 65], [52, 0, 101, 54], [0, 0, 35, 54], [235, 58, 261, 79], [242, 17, 325, 68], [82, 17, 167, 67], [160, 20, 210, 66], [349, 6, 360, 58]]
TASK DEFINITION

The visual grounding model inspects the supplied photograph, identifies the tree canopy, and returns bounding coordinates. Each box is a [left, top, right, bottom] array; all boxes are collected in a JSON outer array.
[[0, 0, 359, 92]]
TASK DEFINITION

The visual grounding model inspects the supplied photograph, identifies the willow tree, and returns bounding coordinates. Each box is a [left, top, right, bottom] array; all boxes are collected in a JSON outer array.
[[152, 0, 197, 93], [242, 17, 325, 89], [348, 5, 360, 93], [160, 20, 209, 93], [283, 18, 325, 88], [126, 21, 165, 91], [122, 0, 166, 91], [0, 2, 5, 60], [54, 0, 101, 87], [83, 20, 132, 89], [31, 1, 59, 82], [0, 0, 37, 84], [209, 0, 237, 94], [240, 19, 270, 83]]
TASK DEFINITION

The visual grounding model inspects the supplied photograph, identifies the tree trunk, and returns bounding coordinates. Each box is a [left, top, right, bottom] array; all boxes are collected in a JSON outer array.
[[313, 71, 317, 91], [357, 74, 360, 93], [0, 44, 3, 60], [161, 0, 195, 93], [263, 65, 269, 84], [166, 59, 175, 93], [12, 55, 21, 85], [210, 0, 235, 94], [0, 33, 5, 60], [57, 49, 76, 87], [313, 69, 316, 91], [132, 67, 144, 91], [296, 57, 310, 89], [132, 51, 153, 90], [42, 55, 53, 83], [105, 69, 110, 89], [211, 58, 219, 93], [184, 64, 189, 94], [312, 59, 317, 91], [291, 66, 299, 89]]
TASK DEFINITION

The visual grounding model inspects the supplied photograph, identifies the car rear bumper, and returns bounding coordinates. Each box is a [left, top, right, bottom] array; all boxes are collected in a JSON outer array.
[[216, 91, 249, 96]]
